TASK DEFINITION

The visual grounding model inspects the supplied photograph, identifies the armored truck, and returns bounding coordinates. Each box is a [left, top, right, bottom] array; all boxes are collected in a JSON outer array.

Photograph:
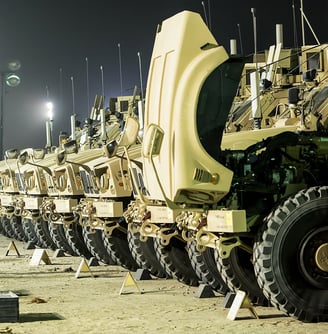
[[125, 11, 328, 322]]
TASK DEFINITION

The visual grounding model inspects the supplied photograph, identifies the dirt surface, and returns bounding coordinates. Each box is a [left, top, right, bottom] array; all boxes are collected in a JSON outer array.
[[0, 234, 327, 334]]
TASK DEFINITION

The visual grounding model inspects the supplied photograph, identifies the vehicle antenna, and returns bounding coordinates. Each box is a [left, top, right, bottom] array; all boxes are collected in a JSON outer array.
[[237, 23, 244, 55], [85, 57, 90, 118], [137, 52, 144, 102], [251, 8, 258, 64], [118, 43, 123, 96], [292, 0, 299, 49], [70, 76, 75, 116], [208, 0, 212, 31], [201, 1, 209, 28], [100, 65, 105, 99], [251, 8, 262, 129], [300, 0, 320, 45], [300, 0, 305, 46]]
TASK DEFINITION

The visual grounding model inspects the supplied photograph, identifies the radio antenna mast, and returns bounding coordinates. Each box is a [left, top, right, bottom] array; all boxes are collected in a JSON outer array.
[[237, 23, 244, 55], [208, 0, 212, 31], [85, 57, 90, 117], [250, 8, 262, 129], [300, 0, 305, 46], [300, 0, 320, 45], [137, 52, 144, 102], [118, 43, 123, 96], [201, 1, 209, 28], [292, 1, 299, 49]]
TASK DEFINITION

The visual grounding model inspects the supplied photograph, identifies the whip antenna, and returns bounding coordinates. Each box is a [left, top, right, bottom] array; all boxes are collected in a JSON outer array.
[[237, 23, 244, 55], [201, 1, 209, 27], [292, 0, 299, 49]]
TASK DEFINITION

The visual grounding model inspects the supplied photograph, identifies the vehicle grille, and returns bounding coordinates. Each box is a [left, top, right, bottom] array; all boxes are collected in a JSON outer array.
[[80, 170, 99, 195], [15, 172, 25, 192], [131, 168, 149, 196]]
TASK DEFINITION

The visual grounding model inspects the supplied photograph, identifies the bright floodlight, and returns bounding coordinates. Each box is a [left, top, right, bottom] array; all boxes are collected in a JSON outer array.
[[46, 101, 53, 120], [7, 60, 21, 72], [5, 73, 21, 87]]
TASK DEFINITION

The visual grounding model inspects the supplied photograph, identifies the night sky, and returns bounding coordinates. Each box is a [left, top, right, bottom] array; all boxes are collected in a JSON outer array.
[[0, 0, 326, 152]]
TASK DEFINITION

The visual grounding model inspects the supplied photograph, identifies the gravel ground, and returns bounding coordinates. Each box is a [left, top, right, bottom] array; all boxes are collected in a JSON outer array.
[[0, 234, 327, 334]]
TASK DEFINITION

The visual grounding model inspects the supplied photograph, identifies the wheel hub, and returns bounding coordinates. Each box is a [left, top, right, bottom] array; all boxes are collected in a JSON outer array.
[[315, 243, 328, 272], [299, 226, 328, 289]]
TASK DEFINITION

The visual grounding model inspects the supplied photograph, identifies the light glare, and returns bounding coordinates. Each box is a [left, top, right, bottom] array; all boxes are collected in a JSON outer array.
[[46, 101, 53, 120]]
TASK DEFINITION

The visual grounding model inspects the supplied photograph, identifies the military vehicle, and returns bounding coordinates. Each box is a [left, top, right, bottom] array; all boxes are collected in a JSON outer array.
[[14, 148, 59, 249], [74, 143, 140, 269], [0, 149, 28, 241], [1, 7, 327, 323], [2, 94, 137, 258], [71, 93, 166, 276], [35, 94, 137, 259], [122, 10, 328, 322]]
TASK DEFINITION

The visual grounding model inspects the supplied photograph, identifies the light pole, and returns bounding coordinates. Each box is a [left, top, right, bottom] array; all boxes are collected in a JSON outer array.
[[0, 60, 21, 159]]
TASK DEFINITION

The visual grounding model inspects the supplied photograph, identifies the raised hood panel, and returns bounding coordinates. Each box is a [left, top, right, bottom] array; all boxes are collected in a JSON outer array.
[[143, 11, 243, 204]]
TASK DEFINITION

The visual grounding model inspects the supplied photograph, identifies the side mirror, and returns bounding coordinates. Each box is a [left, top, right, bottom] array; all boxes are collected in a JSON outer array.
[[18, 149, 52, 175], [56, 150, 67, 165], [18, 151, 29, 165], [33, 148, 46, 160], [63, 140, 78, 154], [104, 140, 118, 158], [5, 148, 19, 160], [118, 117, 139, 146], [143, 124, 164, 158]]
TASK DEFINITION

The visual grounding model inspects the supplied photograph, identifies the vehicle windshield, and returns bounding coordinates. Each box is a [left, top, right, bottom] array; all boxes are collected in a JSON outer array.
[[196, 57, 244, 160]]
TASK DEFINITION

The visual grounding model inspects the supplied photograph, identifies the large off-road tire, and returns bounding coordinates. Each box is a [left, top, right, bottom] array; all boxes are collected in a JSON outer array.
[[22, 218, 43, 247], [2, 216, 16, 239], [187, 240, 229, 294], [127, 229, 169, 278], [82, 226, 116, 265], [0, 217, 8, 237], [154, 237, 199, 286], [49, 222, 76, 256], [253, 186, 328, 322], [102, 222, 139, 271], [64, 223, 92, 259], [215, 244, 268, 306], [11, 215, 28, 242], [0, 218, 4, 235], [34, 217, 57, 250]]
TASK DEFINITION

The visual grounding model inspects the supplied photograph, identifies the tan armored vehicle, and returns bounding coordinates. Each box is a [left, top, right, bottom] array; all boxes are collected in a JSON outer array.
[[72, 95, 166, 275], [0, 149, 28, 241], [7, 95, 130, 257], [36, 96, 126, 257], [227, 41, 328, 133], [14, 149, 59, 249], [124, 10, 328, 322], [73, 143, 140, 270], [32, 94, 146, 271]]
